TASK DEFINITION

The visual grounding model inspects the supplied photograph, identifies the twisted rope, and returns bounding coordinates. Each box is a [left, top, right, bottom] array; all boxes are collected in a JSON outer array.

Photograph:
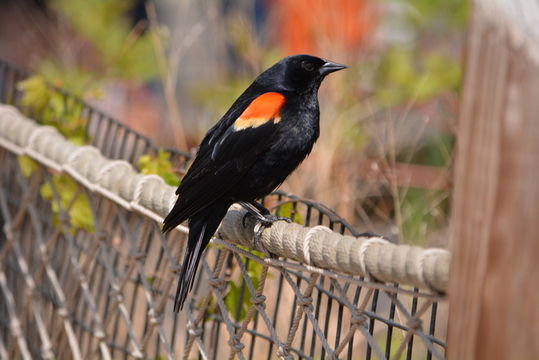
[[0, 104, 450, 293]]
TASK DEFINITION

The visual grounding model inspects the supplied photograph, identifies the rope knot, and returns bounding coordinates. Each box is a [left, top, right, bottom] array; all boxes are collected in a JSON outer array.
[[169, 264, 182, 274], [109, 287, 123, 302], [9, 319, 22, 337], [351, 310, 368, 327], [250, 294, 266, 307], [208, 277, 226, 292], [57, 307, 69, 318], [277, 345, 293, 359], [407, 318, 422, 331], [147, 309, 162, 325], [228, 335, 245, 353], [187, 322, 203, 337], [94, 330, 106, 340], [3, 224, 13, 241], [297, 295, 313, 311]]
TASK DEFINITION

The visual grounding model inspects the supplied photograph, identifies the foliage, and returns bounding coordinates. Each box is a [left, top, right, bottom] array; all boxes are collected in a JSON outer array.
[[365, 0, 468, 244], [398, 132, 455, 167], [17, 155, 38, 178], [17, 72, 96, 235], [18, 157, 95, 234], [396, 134, 454, 244], [137, 149, 181, 187], [400, 188, 448, 245], [41, 174, 95, 233], [224, 249, 266, 322], [402, 0, 468, 30], [16, 0, 167, 235], [36, 60, 104, 98], [18, 0, 159, 119], [373, 47, 461, 107], [274, 202, 303, 225], [50, 0, 158, 82], [18, 75, 91, 145], [371, 0, 467, 107], [376, 330, 406, 360]]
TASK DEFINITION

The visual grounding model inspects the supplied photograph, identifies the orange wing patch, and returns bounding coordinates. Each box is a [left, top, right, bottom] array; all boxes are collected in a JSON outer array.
[[233, 92, 286, 130]]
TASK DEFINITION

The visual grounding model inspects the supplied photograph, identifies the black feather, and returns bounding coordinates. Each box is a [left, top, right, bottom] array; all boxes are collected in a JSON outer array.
[[173, 201, 232, 311]]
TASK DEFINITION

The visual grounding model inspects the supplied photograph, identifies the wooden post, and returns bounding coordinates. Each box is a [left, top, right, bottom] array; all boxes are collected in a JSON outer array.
[[448, 1, 539, 359]]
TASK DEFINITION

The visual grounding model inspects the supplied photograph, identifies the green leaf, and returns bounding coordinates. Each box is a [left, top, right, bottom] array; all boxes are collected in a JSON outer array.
[[224, 281, 248, 322], [17, 155, 38, 177], [39, 174, 95, 233], [376, 330, 406, 360], [373, 47, 462, 106], [18, 75, 91, 144], [50, 0, 158, 83], [275, 202, 303, 225], [223, 249, 269, 322], [18, 76, 50, 112], [137, 149, 180, 187]]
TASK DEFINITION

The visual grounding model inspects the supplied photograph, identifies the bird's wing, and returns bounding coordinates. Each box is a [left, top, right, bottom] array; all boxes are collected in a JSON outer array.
[[163, 92, 286, 231]]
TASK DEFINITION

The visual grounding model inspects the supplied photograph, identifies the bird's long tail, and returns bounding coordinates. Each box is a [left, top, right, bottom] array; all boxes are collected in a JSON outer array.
[[173, 201, 231, 311]]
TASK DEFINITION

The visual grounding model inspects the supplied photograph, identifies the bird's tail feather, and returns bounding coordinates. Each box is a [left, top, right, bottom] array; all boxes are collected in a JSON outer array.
[[173, 202, 231, 311]]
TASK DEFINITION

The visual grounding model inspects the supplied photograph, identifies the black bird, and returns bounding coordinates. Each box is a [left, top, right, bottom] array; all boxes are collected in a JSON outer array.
[[163, 54, 347, 311]]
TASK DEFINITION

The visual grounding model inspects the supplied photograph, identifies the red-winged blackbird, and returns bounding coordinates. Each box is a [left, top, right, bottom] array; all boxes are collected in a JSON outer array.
[[163, 54, 346, 311]]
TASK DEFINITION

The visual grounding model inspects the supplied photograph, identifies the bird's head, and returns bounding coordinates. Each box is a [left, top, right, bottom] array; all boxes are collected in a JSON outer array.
[[255, 54, 347, 94]]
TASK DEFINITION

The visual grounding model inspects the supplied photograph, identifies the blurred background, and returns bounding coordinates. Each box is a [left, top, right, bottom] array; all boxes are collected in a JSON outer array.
[[0, 0, 467, 246]]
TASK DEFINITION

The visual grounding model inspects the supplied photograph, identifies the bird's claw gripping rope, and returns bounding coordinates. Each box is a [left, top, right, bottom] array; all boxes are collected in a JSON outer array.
[[241, 210, 292, 229], [240, 201, 272, 228], [252, 214, 291, 254], [258, 214, 292, 228], [239, 201, 292, 251]]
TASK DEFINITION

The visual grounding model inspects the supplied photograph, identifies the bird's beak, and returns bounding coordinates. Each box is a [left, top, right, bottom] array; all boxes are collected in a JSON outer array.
[[320, 60, 348, 75]]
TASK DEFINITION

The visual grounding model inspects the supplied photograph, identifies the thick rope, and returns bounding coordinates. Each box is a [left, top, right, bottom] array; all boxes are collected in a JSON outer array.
[[0, 104, 450, 293]]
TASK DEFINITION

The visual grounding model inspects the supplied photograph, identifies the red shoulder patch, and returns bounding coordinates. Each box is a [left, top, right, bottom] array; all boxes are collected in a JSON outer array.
[[233, 92, 286, 130]]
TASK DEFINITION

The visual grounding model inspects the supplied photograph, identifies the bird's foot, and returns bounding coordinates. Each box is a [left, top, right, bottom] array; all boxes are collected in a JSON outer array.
[[240, 201, 271, 228], [253, 214, 291, 252], [242, 211, 291, 229], [240, 204, 292, 228], [238, 201, 291, 253], [258, 214, 292, 227]]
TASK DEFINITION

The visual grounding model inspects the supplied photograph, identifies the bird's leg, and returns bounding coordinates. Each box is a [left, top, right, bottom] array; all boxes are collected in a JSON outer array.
[[239, 201, 270, 227], [240, 201, 292, 227], [239, 201, 291, 253], [249, 200, 294, 224], [248, 200, 271, 216]]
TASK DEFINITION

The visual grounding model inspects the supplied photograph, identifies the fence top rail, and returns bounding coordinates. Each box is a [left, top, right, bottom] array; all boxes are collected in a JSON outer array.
[[0, 104, 450, 294]]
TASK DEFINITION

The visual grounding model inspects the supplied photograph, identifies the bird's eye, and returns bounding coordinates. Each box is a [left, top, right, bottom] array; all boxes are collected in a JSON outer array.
[[302, 61, 316, 72]]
